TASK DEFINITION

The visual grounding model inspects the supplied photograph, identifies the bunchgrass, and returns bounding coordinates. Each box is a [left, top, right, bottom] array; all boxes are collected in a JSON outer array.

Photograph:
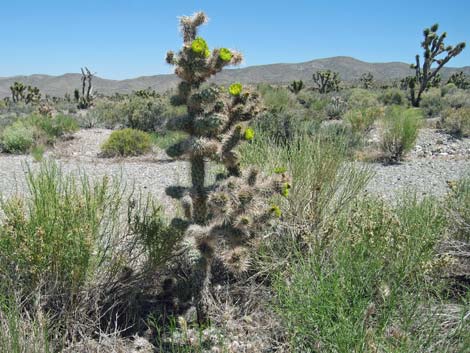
[[272, 195, 470, 352]]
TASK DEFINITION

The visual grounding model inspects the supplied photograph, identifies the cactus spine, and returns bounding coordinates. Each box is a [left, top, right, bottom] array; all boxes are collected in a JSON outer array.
[[165, 12, 289, 324], [406, 23, 465, 107]]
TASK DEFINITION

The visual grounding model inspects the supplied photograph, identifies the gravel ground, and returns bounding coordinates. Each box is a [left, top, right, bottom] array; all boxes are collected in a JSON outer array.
[[0, 128, 469, 210], [0, 129, 189, 216], [364, 127, 470, 200]]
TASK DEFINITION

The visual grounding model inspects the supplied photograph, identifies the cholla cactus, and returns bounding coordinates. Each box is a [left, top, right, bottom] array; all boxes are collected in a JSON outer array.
[[312, 70, 341, 93], [165, 12, 289, 324], [325, 96, 347, 119], [406, 23, 465, 107]]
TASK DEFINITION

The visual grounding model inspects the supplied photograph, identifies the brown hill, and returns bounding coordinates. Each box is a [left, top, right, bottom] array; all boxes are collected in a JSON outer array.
[[1, 56, 469, 98]]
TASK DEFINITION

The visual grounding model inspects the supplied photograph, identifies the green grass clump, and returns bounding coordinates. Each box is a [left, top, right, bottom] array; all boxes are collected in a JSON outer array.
[[273, 196, 469, 352], [345, 106, 384, 134], [150, 130, 188, 150], [379, 88, 406, 106], [380, 106, 422, 163], [101, 128, 152, 157], [1, 120, 34, 153], [0, 162, 121, 296], [0, 295, 51, 353], [29, 113, 78, 144]]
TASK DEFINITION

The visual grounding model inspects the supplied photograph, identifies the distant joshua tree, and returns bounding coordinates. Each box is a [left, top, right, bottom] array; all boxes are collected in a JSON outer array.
[[447, 71, 469, 89], [312, 70, 340, 93], [360, 72, 374, 89], [288, 80, 305, 94], [77, 67, 95, 109], [403, 23, 465, 107]]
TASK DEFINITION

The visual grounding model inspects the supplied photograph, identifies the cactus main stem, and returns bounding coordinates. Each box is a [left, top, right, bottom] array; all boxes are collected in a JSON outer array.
[[191, 155, 207, 224]]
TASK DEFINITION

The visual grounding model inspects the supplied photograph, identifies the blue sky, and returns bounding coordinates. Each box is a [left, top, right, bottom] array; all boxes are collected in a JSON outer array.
[[1, 0, 469, 79]]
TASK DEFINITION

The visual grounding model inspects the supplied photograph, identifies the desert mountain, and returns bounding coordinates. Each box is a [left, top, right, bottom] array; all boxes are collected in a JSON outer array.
[[1, 56, 469, 98]]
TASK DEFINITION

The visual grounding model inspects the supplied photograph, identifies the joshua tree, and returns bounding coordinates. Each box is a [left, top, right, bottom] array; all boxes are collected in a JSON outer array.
[[288, 80, 304, 94], [165, 12, 290, 324], [405, 23, 465, 107], [25, 85, 41, 104], [312, 70, 340, 93], [447, 71, 469, 89], [77, 67, 95, 109], [10, 82, 41, 104], [10, 81, 26, 103], [360, 72, 374, 89]]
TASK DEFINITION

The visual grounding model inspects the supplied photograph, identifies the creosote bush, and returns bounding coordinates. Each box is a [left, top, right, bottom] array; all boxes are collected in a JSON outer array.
[[380, 106, 422, 163], [101, 128, 152, 157]]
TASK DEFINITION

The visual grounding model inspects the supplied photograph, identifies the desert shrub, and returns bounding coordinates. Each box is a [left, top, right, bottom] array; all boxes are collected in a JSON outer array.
[[345, 106, 384, 134], [447, 177, 470, 241], [123, 96, 167, 131], [345, 88, 380, 109], [420, 87, 443, 117], [28, 114, 78, 144], [101, 128, 151, 157], [0, 295, 51, 353], [86, 99, 123, 128], [1, 120, 34, 153], [87, 95, 175, 131], [325, 96, 347, 119], [380, 106, 422, 162], [240, 130, 371, 226], [441, 83, 459, 97], [443, 89, 470, 109], [253, 109, 315, 145], [440, 107, 470, 137], [257, 84, 299, 113], [0, 162, 124, 297], [379, 88, 406, 106], [273, 196, 469, 352], [150, 130, 188, 150]]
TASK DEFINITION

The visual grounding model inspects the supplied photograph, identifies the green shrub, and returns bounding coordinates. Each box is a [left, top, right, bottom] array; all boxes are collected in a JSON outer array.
[[0, 162, 123, 296], [440, 107, 470, 137], [441, 83, 459, 97], [443, 89, 470, 109], [240, 130, 371, 226], [380, 106, 422, 162], [257, 84, 299, 113], [345, 88, 380, 109], [379, 88, 406, 106], [345, 106, 384, 133], [28, 114, 78, 144], [273, 196, 468, 352], [1, 120, 34, 153], [447, 177, 470, 241], [420, 88, 443, 117], [0, 295, 51, 353], [101, 128, 152, 157]]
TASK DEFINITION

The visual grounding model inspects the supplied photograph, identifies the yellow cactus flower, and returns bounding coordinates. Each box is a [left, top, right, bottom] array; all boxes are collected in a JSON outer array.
[[229, 83, 242, 96]]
